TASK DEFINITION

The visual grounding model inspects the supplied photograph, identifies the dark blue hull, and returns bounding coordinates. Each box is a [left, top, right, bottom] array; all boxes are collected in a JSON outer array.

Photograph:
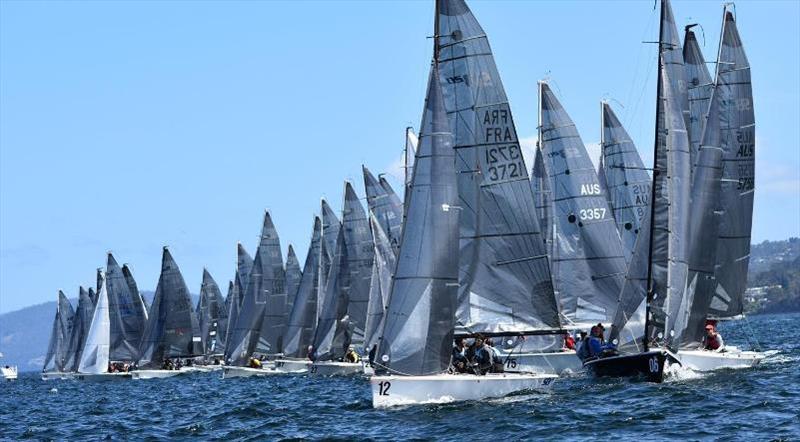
[[584, 350, 679, 383]]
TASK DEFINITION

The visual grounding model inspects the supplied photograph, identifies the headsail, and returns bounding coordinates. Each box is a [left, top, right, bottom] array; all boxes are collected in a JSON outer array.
[[64, 286, 95, 371], [137, 248, 203, 368], [43, 291, 74, 373], [341, 182, 375, 348], [198, 269, 228, 356], [362, 166, 403, 252], [683, 25, 714, 173], [106, 253, 147, 361], [538, 82, 627, 326], [283, 217, 323, 359], [436, 0, 560, 334], [78, 276, 111, 374], [709, 9, 755, 319], [377, 61, 459, 375], [600, 102, 651, 263]]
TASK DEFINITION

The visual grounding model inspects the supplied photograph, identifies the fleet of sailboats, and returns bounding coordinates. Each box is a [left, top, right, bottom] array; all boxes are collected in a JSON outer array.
[[38, 0, 764, 405]]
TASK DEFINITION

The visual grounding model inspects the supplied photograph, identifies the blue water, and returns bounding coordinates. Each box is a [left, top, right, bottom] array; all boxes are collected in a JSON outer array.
[[2, 313, 798, 441]]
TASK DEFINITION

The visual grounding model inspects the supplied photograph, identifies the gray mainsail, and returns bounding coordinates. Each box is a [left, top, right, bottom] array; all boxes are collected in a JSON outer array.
[[64, 286, 95, 371], [377, 62, 459, 375], [341, 181, 375, 348], [436, 0, 560, 334], [255, 211, 287, 355], [43, 291, 75, 373], [363, 214, 397, 352], [78, 276, 111, 374], [93, 268, 102, 305], [362, 166, 403, 252], [311, 228, 351, 361], [223, 278, 240, 353], [235, 243, 254, 306], [319, 198, 342, 303], [657, 63, 692, 350], [683, 25, 714, 173], [538, 82, 627, 326], [122, 264, 149, 322], [600, 102, 651, 263], [137, 248, 203, 368], [285, 244, 302, 313], [106, 253, 146, 361], [709, 9, 755, 319], [678, 85, 725, 348], [198, 269, 228, 355], [283, 217, 323, 359], [88, 287, 97, 308]]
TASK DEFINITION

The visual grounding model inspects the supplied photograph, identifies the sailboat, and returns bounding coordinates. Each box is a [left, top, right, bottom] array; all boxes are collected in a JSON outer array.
[[41, 291, 75, 380], [197, 268, 228, 361], [76, 274, 132, 382], [674, 6, 763, 371], [371, 61, 555, 408], [105, 253, 147, 365], [587, 0, 690, 382], [362, 214, 396, 370], [223, 212, 288, 378], [275, 217, 323, 373], [599, 102, 651, 264], [62, 286, 95, 373], [537, 81, 628, 330], [132, 247, 204, 379], [434, 0, 573, 376]]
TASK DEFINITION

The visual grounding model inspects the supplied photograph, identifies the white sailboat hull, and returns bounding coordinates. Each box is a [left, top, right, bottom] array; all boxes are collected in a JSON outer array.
[[1, 366, 18, 381], [370, 373, 557, 408], [75, 372, 132, 382], [274, 359, 312, 373], [221, 364, 279, 379], [504, 350, 583, 375], [131, 369, 185, 379], [310, 361, 364, 377], [41, 372, 74, 381], [677, 347, 765, 371]]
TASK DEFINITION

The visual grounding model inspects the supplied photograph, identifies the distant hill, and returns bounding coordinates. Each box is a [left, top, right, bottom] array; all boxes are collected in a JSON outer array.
[[0, 291, 199, 371]]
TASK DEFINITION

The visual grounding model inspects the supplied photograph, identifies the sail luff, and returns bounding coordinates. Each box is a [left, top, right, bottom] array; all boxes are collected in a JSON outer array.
[[122, 264, 148, 322], [363, 214, 398, 352], [285, 244, 303, 315], [377, 61, 459, 376], [253, 211, 288, 356]]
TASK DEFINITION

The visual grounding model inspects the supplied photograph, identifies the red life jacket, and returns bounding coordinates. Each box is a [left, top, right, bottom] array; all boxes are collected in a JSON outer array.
[[705, 334, 721, 350]]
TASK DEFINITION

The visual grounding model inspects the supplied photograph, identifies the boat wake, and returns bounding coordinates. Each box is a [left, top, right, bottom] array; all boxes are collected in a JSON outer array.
[[663, 363, 704, 382]]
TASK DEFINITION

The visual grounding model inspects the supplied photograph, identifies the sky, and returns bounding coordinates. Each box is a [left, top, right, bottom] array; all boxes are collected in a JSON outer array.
[[1, 0, 798, 313]]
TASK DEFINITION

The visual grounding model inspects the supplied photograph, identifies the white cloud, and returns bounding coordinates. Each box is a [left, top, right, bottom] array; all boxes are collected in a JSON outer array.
[[585, 141, 601, 171]]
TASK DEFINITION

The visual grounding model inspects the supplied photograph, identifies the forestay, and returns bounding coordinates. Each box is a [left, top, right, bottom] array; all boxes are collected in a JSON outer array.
[[284, 217, 323, 359], [377, 62, 459, 376], [600, 102, 651, 264], [137, 248, 202, 368], [709, 10, 755, 319], [436, 0, 560, 334], [538, 82, 628, 326]]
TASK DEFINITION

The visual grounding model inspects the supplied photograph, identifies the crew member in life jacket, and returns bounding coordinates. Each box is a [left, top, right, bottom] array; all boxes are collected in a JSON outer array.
[[344, 345, 360, 363], [702, 324, 725, 352]]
